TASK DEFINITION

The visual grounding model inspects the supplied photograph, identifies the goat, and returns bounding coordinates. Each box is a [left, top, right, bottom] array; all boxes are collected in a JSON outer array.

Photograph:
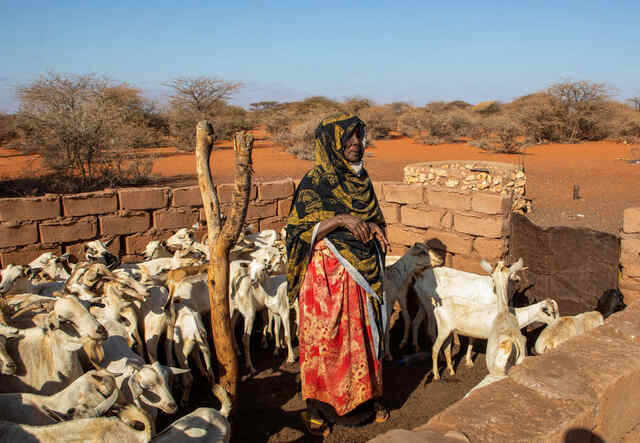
[[382, 242, 444, 361], [534, 288, 627, 355], [29, 252, 73, 282], [152, 406, 231, 443], [0, 404, 152, 443], [230, 259, 293, 374], [0, 264, 64, 296], [84, 239, 120, 270], [0, 322, 22, 375], [416, 259, 527, 380], [0, 369, 118, 425], [143, 240, 173, 260], [101, 334, 189, 428]]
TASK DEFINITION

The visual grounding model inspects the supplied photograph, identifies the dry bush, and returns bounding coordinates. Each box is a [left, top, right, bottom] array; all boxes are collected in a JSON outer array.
[[472, 101, 501, 115], [409, 111, 475, 145], [469, 115, 527, 154], [397, 108, 430, 137], [15, 73, 161, 193], [283, 116, 323, 161], [0, 113, 19, 146], [359, 105, 396, 139]]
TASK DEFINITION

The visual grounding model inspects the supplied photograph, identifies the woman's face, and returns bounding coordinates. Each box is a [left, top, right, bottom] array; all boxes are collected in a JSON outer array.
[[344, 131, 365, 164]]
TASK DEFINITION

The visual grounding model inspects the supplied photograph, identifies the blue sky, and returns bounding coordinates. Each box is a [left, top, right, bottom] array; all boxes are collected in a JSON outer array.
[[1, 0, 639, 112]]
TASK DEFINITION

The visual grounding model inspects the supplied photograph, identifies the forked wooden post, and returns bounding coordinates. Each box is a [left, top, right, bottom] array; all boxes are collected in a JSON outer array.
[[195, 121, 253, 402]]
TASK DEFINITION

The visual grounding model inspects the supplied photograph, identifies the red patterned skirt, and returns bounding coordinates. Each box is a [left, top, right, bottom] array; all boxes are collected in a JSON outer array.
[[298, 239, 383, 416]]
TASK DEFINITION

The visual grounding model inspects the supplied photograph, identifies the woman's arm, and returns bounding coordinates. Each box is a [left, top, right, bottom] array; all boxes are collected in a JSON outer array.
[[314, 214, 371, 244]]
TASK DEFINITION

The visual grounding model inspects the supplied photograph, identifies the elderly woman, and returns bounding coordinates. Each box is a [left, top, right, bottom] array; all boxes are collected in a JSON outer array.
[[286, 113, 390, 436]]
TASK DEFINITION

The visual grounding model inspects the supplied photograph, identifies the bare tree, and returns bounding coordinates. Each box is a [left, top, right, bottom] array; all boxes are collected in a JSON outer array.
[[165, 76, 245, 150], [165, 76, 242, 114], [15, 72, 157, 192], [196, 121, 253, 405], [627, 96, 640, 112]]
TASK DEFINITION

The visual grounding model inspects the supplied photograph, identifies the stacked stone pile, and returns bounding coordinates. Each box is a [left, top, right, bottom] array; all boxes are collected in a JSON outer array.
[[404, 161, 531, 213]]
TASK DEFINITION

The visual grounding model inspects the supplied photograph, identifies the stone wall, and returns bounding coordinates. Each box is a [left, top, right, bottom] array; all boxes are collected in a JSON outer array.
[[0, 179, 295, 266], [620, 207, 640, 304], [404, 160, 530, 213], [377, 182, 512, 274]]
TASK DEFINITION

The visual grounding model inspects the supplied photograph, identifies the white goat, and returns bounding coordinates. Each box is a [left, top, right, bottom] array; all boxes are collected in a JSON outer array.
[[230, 259, 293, 374], [143, 240, 173, 260], [0, 404, 151, 443], [415, 259, 527, 380], [0, 264, 64, 296], [84, 238, 120, 270], [152, 405, 231, 443], [534, 311, 604, 355], [382, 242, 444, 360], [0, 322, 22, 375], [0, 369, 119, 425], [29, 252, 73, 281]]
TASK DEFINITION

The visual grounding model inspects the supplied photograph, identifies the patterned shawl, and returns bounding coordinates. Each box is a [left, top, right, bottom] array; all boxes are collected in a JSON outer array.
[[285, 113, 386, 306]]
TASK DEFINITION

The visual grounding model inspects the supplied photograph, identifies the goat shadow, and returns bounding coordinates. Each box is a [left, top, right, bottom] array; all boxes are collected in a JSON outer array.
[[564, 428, 605, 443]]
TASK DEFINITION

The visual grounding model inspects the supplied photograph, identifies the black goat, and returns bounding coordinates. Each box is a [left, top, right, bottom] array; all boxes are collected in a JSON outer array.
[[596, 288, 627, 319]]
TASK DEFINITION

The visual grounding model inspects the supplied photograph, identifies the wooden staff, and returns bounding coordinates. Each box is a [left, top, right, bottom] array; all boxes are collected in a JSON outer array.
[[195, 121, 253, 402]]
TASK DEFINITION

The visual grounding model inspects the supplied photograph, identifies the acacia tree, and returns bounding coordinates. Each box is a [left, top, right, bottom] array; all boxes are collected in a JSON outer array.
[[15, 72, 157, 191], [628, 96, 640, 112], [165, 76, 247, 150]]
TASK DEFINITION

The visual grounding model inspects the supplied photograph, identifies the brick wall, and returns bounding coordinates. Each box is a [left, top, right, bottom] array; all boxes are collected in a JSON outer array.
[[620, 207, 640, 304], [0, 179, 511, 270], [378, 182, 512, 273], [0, 179, 295, 266]]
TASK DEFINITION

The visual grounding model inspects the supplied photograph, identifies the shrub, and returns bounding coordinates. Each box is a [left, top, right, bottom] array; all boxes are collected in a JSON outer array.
[[15, 72, 160, 192], [469, 116, 527, 154], [359, 105, 396, 139], [472, 101, 501, 115], [0, 113, 19, 146]]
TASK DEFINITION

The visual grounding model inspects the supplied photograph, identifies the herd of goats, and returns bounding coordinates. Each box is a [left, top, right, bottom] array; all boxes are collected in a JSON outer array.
[[0, 225, 628, 442]]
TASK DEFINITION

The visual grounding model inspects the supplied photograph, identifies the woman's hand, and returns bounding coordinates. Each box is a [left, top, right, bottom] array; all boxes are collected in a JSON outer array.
[[368, 223, 390, 255], [337, 214, 371, 243]]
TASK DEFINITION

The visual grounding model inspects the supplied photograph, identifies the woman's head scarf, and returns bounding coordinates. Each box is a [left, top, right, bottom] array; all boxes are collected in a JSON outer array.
[[285, 112, 386, 305]]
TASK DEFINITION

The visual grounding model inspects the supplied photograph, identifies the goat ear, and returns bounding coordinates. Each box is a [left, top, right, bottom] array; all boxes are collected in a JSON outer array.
[[480, 260, 493, 273], [509, 258, 524, 273], [166, 366, 190, 375], [23, 265, 34, 278], [129, 372, 144, 399]]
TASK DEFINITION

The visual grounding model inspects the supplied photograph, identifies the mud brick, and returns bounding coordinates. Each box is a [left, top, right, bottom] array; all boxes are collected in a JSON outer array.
[[39, 217, 97, 244], [387, 224, 427, 246], [259, 216, 287, 232], [277, 198, 293, 217], [621, 238, 640, 258], [246, 202, 277, 221], [217, 183, 257, 203], [624, 207, 640, 234], [153, 208, 200, 231], [0, 222, 38, 248], [473, 237, 508, 260], [62, 191, 117, 216], [472, 192, 512, 215], [401, 207, 445, 229], [454, 214, 508, 238], [0, 245, 62, 268], [381, 203, 401, 224], [425, 229, 473, 255], [258, 179, 295, 201], [118, 187, 170, 210], [384, 184, 424, 204], [100, 211, 150, 236], [171, 186, 203, 207], [426, 189, 472, 211], [0, 195, 60, 222]]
